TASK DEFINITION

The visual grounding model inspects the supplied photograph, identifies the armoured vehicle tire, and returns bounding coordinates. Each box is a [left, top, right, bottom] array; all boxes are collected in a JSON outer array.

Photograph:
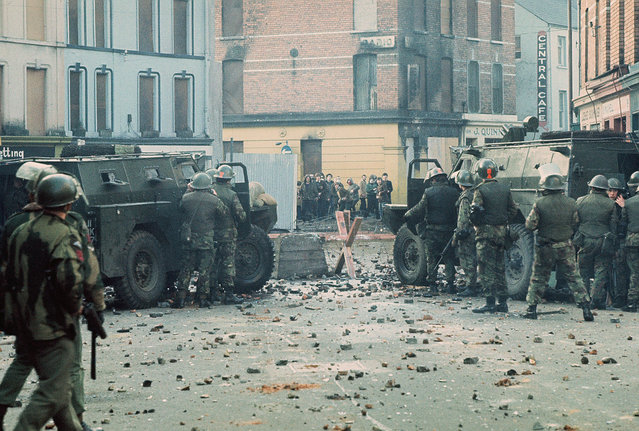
[[505, 223, 534, 299], [393, 224, 428, 285], [235, 224, 274, 292], [117, 230, 167, 309]]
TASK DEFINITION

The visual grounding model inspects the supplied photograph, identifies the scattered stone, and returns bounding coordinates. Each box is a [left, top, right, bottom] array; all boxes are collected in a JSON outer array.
[[247, 368, 261, 374], [610, 318, 621, 323], [533, 336, 543, 343], [581, 356, 589, 365], [340, 343, 353, 351], [463, 357, 479, 365], [601, 357, 617, 364], [276, 360, 289, 366], [532, 421, 544, 430], [416, 366, 430, 373], [142, 380, 152, 387]]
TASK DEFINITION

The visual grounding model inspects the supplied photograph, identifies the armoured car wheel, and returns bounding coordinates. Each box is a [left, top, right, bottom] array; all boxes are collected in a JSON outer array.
[[393, 224, 428, 285], [505, 223, 534, 300], [234, 224, 274, 293], [117, 230, 167, 308]]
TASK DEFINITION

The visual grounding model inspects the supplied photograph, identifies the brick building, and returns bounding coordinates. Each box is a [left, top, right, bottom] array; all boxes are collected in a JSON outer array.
[[215, 0, 517, 202], [574, 0, 639, 132]]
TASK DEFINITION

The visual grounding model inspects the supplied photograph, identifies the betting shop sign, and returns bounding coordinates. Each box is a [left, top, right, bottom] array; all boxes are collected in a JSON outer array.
[[537, 31, 548, 127]]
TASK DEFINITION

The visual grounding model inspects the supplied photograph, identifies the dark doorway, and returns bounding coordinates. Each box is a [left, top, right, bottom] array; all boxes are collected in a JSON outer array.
[[301, 140, 322, 176]]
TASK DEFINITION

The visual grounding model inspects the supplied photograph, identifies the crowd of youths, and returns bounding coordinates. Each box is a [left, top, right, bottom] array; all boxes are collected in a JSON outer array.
[[297, 172, 393, 221]]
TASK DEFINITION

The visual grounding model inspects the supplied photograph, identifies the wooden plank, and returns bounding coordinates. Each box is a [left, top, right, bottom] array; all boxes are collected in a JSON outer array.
[[334, 216, 363, 278], [335, 211, 348, 237], [344, 210, 351, 232]]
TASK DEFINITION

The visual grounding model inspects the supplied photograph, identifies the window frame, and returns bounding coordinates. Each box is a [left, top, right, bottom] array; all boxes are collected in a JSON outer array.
[[138, 0, 160, 53], [413, 0, 427, 32], [492, 63, 503, 114], [222, 59, 244, 115], [68, 64, 88, 133], [95, 67, 113, 132], [221, 0, 243, 38], [173, 73, 195, 134], [441, 0, 452, 35], [558, 90, 567, 129], [94, 0, 112, 48], [173, 0, 192, 55], [407, 55, 427, 111], [353, 54, 378, 111], [467, 60, 480, 113], [491, 0, 502, 41], [440, 57, 453, 112], [467, 0, 478, 38], [138, 71, 161, 134], [353, 0, 378, 32], [557, 35, 567, 67], [515, 35, 521, 59]]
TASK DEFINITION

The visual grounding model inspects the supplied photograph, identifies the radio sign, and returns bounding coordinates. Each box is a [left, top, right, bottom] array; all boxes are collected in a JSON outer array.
[[537, 31, 548, 127]]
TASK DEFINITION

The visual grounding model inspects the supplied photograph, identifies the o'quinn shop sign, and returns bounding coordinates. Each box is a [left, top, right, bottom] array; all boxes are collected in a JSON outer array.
[[537, 31, 548, 127]]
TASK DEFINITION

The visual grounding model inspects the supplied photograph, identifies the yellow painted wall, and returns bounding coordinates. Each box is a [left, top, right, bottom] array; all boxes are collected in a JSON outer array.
[[223, 123, 408, 204]]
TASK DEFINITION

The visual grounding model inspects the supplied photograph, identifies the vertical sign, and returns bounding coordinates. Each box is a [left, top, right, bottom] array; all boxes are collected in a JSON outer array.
[[537, 31, 548, 127]]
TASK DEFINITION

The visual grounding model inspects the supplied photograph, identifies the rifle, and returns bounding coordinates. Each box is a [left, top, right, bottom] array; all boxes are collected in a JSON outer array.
[[82, 303, 107, 380], [428, 233, 455, 281]]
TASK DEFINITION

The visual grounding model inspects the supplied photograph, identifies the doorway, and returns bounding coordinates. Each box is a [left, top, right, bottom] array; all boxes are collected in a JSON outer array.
[[301, 139, 322, 176]]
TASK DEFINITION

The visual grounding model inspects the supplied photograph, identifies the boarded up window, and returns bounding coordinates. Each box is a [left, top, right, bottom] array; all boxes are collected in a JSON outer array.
[[413, 0, 426, 32], [467, 0, 478, 38], [96, 72, 111, 131], [174, 77, 190, 132], [301, 140, 322, 176], [223, 140, 244, 160], [222, 0, 242, 37], [69, 0, 79, 44], [69, 70, 83, 130], [440, 58, 452, 113], [27, 0, 45, 41], [468, 61, 479, 113], [139, 75, 156, 132], [174, 0, 188, 54], [353, 54, 377, 111], [492, 64, 503, 114], [95, 0, 106, 47], [139, 0, 154, 52], [441, 0, 452, 35], [354, 0, 377, 31], [223, 60, 243, 114], [407, 56, 427, 111], [491, 0, 501, 41], [26, 68, 45, 135]]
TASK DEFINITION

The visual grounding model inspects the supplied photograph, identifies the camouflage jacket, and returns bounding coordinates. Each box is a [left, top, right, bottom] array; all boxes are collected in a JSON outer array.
[[212, 182, 247, 241], [456, 188, 475, 238], [179, 190, 229, 249], [4, 212, 85, 340]]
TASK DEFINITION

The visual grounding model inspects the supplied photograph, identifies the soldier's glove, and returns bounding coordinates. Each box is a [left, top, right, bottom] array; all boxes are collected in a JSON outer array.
[[469, 204, 485, 226]]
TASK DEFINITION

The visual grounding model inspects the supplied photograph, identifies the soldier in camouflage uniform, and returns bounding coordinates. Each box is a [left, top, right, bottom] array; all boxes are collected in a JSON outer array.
[[173, 172, 229, 308], [454, 170, 479, 297], [404, 167, 459, 293], [627, 171, 639, 197], [523, 174, 593, 321], [0, 165, 104, 431], [1, 174, 87, 431], [575, 175, 618, 309], [210, 165, 246, 305], [470, 159, 518, 313], [621, 183, 639, 312], [607, 178, 629, 308]]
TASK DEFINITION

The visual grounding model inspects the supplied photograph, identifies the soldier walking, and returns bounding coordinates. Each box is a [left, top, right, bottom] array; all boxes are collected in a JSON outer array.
[[454, 170, 479, 297], [522, 173, 593, 321], [620, 181, 639, 312], [404, 167, 459, 293], [210, 165, 246, 305], [575, 175, 618, 310], [470, 159, 518, 313], [173, 173, 229, 308]]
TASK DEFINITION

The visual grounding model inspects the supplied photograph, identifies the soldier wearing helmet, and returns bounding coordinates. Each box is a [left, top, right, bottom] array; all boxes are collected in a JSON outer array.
[[454, 170, 479, 297], [404, 167, 459, 293], [627, 171, 639, 197], [522, 173, 593, 321], [575, 174, 618, 310], [470, 158, 518, 314], [174, 172, 229, 308], [607, 177, 630, 308], [211, 165, 246, 305], [620, 177, 639, 311]]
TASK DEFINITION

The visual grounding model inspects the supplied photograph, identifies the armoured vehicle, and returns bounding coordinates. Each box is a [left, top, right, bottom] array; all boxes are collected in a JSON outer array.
[[384, 130, 639, 299], [0, 151, 276, 308]]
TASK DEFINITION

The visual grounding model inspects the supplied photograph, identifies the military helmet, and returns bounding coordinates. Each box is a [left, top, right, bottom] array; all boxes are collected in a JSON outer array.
[[627, 171, 639, 187], [190, 172, 213, 190], [27, 165, 58, 193], [588, 174, 609, 190], [426, 167, 447, 181], [539, 174, 565, 191], [215, 165, 235, 180], [455, 170, 474, 187], [36, 174, 79, 208], [205, 168, 218, 180], [476, 158, 498, 180], [608, 177, 625, 191]]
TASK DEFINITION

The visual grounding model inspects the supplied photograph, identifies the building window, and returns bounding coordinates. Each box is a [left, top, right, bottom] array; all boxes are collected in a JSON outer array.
[[222, 0, 242, 37], [353, 54, 377, 111], [173, 0, 190, 54], [95, 0, 111, 48], [467, 0, 478, 38], [491, 0, 501, 41], [139, 73, 159, 134], [354, 0, 377, 31], [413, 0, 426, 32], [515, 35, 521, 59], [95, 69, 112, 132], [26, 0, 45, 41], [174, 75, 193, 134], [468, 61, 479, 113], [68, 0, 80, 44], [138, 0, 158, 52], [492, 64, 503, 114], [223, 60, 243, 114], [0, 66, 4, 131], [558, 35, 566, 67], [26, 68, 46, 135], [558, 90, 567, 129], [407, 56, 427, 110], [69, 67, 87, 134], [441, 57, 453, 112], [441, 0, 452, 35]]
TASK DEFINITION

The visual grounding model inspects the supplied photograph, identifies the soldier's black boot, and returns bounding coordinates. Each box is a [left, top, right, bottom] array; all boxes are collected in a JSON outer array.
[[171, 297, 185, 309], [459, 286, 479, 297], [223, 292, 244, 305], [446, 279, 456, 294], [472, 296, 496, 313], [523, 304, 537, 319], [494, 296, 508, 313], [580, 302, 594, 321], [622, 303, 637, 312], [0, 404, 8, 431], [198, 297, 212, 308]]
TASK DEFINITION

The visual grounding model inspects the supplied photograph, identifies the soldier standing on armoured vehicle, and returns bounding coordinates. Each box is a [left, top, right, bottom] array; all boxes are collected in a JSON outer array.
[[470, 158, 518, 314], [522, 174, 593, 321], [174, 173, 229, 309], [575, 175, 618, 310], [620, 182, 639, 312], [607, 178, 629, 308], [404, 167, 459, 293], [211, 165, 246, 305], [454, 170, 479, 297]]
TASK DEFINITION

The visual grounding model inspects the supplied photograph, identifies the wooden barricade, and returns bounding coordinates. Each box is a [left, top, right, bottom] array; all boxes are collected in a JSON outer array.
[[333, 210, 362, 278]]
